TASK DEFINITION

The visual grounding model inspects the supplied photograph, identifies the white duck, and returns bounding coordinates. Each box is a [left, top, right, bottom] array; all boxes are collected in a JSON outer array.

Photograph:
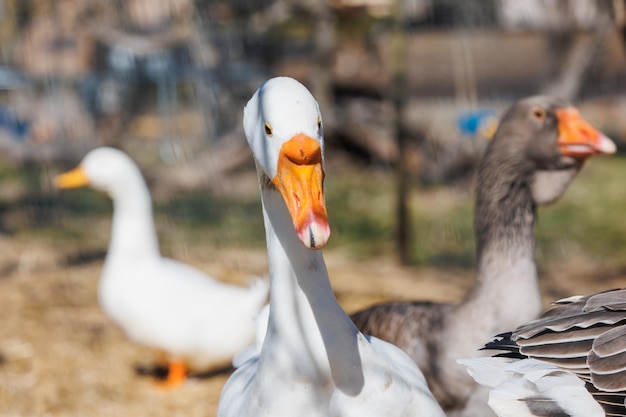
[[460, 288, 626, 417], [54, 147, 269, 387], [217, 76, 445, 417]]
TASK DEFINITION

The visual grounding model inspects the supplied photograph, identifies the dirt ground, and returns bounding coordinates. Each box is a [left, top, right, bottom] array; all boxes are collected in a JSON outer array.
[[0, 232, 623, 417]]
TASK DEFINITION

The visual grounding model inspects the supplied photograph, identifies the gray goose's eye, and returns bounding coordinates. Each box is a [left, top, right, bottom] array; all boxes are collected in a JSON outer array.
[[264, 123, 273, 137], [532, 107, 547, 121]]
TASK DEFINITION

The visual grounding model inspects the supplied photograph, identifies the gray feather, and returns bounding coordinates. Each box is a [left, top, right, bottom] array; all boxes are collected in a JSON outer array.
[[500, 288, 626, 415]]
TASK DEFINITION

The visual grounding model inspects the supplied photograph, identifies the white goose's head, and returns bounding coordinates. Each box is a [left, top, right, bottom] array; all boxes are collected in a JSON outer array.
[[54, 147, 142, 197], [244, 77, 330, 250]]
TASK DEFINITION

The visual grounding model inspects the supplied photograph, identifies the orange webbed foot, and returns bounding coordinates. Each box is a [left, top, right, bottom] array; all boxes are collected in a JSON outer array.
[[156, 360, 187, 389]]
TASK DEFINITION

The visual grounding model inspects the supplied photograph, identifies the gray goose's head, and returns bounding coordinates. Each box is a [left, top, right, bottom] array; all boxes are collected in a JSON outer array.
[[480, 95, 615, 206]]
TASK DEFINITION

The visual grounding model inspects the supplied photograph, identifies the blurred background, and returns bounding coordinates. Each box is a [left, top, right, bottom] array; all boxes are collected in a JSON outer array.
[[1, 0, 626, 416]]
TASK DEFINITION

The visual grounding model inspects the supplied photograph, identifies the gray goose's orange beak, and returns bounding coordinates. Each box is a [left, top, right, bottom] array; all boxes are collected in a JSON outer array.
[[272, 133, 330, 249], [556, 108, 616, 157], [54, 165, 90, 189]]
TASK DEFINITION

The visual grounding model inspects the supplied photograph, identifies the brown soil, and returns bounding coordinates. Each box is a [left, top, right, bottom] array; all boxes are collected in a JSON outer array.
[[0, 235, 622, 417]]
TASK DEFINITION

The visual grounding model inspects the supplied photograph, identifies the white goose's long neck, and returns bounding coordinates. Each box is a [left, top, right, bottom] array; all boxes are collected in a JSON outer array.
[[260, 180, 365, 395], [107, 174, 160, 261]]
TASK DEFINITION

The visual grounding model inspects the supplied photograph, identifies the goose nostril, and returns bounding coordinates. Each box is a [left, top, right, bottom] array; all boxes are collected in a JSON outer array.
[[579, 126, 595, 141], [282, 134, 322, 165], [286, 149, 319, 165]]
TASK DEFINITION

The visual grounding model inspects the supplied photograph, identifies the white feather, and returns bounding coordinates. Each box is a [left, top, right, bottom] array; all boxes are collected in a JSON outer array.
[[458, 357, 604, 417]]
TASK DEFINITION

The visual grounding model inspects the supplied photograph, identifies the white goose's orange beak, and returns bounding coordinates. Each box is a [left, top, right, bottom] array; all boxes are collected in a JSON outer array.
[[556, 108, 616, 157], [272, 133, 330, 249], [54, 165, 90, 189]]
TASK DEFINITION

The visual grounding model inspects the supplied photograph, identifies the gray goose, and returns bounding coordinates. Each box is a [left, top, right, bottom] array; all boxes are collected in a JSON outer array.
[[460, 288, 626, 417], [350, 96, 616, 415]]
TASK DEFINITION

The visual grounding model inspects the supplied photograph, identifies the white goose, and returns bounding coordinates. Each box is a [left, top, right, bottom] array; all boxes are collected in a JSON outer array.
[[217, 76, 445, 417], [55, 147, 269, 387]]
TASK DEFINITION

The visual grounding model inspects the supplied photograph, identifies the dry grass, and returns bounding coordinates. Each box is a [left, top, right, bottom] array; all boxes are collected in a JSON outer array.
[[1, 230, 622, 417]]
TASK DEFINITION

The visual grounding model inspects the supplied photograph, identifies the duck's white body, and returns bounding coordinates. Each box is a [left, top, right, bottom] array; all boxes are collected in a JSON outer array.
[[56, 147, 269, 380], [218, 77, 445, 417], [100, 254, 267, 370]]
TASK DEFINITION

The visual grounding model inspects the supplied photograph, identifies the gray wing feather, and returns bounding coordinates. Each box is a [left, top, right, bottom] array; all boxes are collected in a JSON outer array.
[[487, 288, 626, 416]]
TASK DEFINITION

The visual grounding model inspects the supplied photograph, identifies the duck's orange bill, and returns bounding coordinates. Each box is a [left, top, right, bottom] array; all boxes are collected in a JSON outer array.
[[273, 134, 330, 250], [54, 165, 90, 189], [556, 108, 616, 157]]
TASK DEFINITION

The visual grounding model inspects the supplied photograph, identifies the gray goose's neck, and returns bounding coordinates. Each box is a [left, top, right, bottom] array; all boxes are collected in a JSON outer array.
[[475, 158, 537, 268], [460, 153, 541, 324], [259, 173, 364, 395]]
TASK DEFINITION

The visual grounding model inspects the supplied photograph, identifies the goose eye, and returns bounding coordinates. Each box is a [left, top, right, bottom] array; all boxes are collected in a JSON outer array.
[[264, 123, 273, 136], [317, 117, 322, 131], [532, 107, 546, 121]]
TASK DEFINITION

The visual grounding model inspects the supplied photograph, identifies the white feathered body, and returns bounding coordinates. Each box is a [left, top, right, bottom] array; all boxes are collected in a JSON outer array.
[[100, 255, 268, 370], [220, 330, 443, 417]]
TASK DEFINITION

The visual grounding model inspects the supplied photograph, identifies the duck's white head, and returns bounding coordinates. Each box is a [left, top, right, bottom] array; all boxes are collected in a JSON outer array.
[[244, 77, 330, 250], [54, 147, 141, 196]]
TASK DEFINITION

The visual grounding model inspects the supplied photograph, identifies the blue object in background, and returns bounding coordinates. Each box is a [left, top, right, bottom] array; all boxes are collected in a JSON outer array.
[[457, 109, 499, 139], [0, 107, 30, 141]]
